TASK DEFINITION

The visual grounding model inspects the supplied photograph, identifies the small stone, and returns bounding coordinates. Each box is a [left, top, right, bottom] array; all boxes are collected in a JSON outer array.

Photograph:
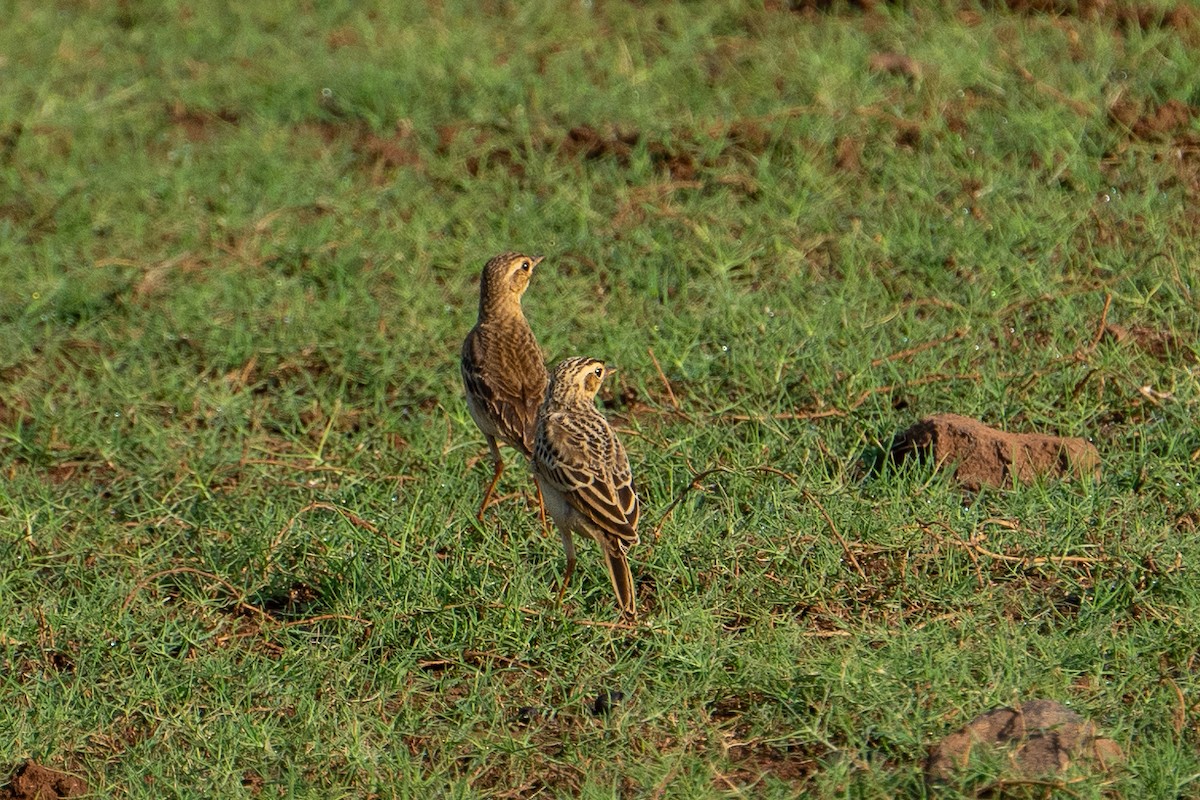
[[512, 706, 543, 726], [591, 690, 625, 717]]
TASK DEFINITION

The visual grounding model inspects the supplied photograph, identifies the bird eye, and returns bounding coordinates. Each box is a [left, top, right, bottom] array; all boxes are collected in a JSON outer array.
[[520, 260, 531, 271], [594, 367, 603, 378]]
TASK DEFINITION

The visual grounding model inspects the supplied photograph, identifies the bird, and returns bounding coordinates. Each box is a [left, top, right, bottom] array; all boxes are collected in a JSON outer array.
[[533, 357, 641, 618], [461, 251, 550, 524]]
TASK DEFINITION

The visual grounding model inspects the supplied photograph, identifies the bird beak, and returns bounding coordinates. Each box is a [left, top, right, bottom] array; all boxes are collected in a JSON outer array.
[[603, 365, 618, 378], [530, 255, 546, 269]]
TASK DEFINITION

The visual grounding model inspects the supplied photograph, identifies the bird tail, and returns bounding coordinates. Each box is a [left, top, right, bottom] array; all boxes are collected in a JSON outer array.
[[603, 545, 637, 619]]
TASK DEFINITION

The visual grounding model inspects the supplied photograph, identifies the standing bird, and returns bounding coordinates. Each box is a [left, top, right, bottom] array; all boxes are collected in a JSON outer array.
[[533, 357, 641, 618], [461, 252, 550, 523]]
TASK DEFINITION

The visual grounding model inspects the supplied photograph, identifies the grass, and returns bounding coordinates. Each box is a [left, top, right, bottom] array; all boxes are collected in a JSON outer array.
[[2, 0, 1199, 797]]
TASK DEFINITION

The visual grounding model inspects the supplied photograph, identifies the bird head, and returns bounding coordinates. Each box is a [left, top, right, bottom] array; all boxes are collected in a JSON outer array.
[[549, 356, 613, 404], [479, 252, 544, 309]]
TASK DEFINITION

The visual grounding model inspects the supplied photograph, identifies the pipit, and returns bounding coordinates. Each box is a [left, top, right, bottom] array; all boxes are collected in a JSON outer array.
[[533, 357, 641, 618], [461, 251, 550, 523]]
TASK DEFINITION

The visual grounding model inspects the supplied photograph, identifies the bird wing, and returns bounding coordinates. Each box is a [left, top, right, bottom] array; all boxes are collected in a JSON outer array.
[[536, 410, 640, 550], [461, 327, 547, 456]]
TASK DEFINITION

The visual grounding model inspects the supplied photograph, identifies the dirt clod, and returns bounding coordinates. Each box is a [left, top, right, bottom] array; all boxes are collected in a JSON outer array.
[[868, 52, 924, 81], [891, 413, 1100, 490], [926, 699, 1124, 783], [834, 136, 862, 173], [241, 769, 265, 796], [0, 761, 88, 800]]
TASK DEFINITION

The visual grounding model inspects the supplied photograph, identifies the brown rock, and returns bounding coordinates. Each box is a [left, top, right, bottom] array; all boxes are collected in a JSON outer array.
[[0, 761, 88, 800], [926, 699, 1124, 783], [891, 413, 1100, 491]]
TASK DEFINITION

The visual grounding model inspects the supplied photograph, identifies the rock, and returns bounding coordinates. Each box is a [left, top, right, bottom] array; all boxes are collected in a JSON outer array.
[[891, 413, 1100, 491], [591, 689, 625, 717], [925, 699, 1124, 784], [512, 706, 546, 726]]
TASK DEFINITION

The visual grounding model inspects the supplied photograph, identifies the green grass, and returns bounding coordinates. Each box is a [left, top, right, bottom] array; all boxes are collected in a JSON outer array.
[[3, 0, 1199, 796]]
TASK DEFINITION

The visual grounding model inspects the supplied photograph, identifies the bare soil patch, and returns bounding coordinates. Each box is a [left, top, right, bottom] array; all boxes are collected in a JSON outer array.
[[724, 741, 821, 790], [442, 119, 772, 190], [1109, 97, 1198, 141], [167, 101, 240, 142], [890, 413, 1101, 491], [1102, 323, 1192, 360], [0, 761, 87, 800], [709, 694, 823, 790], [301, 119, 423, 181], [988, 1, 1197, 35]]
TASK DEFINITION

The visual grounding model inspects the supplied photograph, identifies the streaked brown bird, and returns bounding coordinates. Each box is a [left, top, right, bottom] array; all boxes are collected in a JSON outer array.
[[461, 252, 550, 523], [533, 357, 641, 618]]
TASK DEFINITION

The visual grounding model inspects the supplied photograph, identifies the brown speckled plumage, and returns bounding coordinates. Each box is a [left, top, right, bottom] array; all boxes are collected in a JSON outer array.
[[461, 252, 550, 521], [533, 357, 640, 618]]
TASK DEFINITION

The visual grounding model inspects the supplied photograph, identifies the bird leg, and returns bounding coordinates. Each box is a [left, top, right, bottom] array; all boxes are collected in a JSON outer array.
[[476, 438, 504, 523], [556, 529, 576, 604], [534, 477, 549, 538]]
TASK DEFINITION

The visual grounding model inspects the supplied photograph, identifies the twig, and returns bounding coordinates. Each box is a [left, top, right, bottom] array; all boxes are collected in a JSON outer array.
[[651, 467, 730, 539], [483, 602, 652, 632], [568, 616, 644, 631], [646, 347, 680, 412], [1089, 292, 1113, 350], [750, 465, 799, 486], [121, 567, 270, 618], [418, 650, 526, 670], [240, 458, 352, 474], [980, 777, 1082, 797], [907, 611, 963, 632], [723, 408, 847, 423], [125, 568, 372, 647], [803, 491, 866, 581], [275, 613, 372, 630], [920, 521, 1111, 567], [267, 502, 397, 580], [870, 327, 969, 367], [713, 769, 754, 793], [1002, 50, 1093, 118], [997, 283, 1109, 318], [1163, 675, 1186, 736], [848, 372, 983, 411]]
